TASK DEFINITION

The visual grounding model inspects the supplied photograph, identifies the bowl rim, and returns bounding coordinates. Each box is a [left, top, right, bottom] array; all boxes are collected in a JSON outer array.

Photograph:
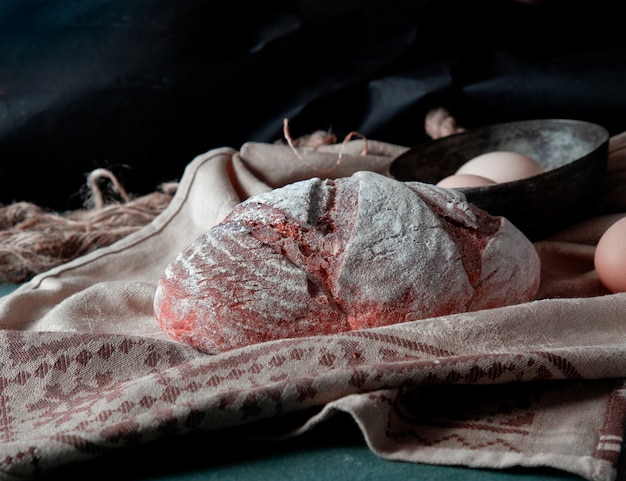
[[389, 118, 610, 194]]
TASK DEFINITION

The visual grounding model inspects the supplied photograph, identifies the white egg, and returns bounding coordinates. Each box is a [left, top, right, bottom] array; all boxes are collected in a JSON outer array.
[[456, 151, 545, 184], [595, 216, 626, 293], [436, 173, 496, 189]]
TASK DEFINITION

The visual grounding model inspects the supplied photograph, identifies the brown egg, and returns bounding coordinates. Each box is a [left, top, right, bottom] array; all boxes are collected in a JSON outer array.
[[456, 151, 545, 184], [594, 216, 626, 293], [436, 173, 496, 189]]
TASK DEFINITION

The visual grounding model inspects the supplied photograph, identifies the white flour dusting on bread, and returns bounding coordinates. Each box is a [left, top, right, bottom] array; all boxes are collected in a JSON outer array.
[[154, 171, 540, 353]]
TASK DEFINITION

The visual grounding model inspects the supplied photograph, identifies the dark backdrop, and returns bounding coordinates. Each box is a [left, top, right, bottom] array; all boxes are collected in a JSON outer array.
[[1, 0, 624, 210]]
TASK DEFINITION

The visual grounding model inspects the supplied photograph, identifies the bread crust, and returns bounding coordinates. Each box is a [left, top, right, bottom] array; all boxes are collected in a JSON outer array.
[[154, 172, 540, 353]]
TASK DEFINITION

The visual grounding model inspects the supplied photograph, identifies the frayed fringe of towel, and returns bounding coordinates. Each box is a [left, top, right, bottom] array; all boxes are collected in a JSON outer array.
[[0, 107, 462, 284]]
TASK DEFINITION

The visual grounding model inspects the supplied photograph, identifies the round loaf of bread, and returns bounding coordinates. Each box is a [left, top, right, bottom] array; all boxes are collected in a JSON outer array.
[[154, 171, 540, 353]]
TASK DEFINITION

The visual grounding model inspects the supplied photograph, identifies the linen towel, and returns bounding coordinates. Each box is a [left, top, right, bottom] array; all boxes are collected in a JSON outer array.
[[1, 134, 626, 481]]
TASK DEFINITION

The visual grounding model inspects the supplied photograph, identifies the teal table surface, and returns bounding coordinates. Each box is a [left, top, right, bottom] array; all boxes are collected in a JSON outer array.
[[39, 412, 582, 481]]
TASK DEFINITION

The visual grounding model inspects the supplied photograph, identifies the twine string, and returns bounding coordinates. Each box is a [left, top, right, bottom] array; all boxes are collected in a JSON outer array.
[[0, 169, 177, 284], [283, 118, 368, 175]]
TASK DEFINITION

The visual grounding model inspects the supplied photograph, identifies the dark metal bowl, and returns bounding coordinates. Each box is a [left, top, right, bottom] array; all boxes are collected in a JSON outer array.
[[389, 119, 609, 240]]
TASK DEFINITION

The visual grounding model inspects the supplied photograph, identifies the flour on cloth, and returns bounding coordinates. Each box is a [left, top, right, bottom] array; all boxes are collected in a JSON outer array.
[[1, 136, 626, 481]]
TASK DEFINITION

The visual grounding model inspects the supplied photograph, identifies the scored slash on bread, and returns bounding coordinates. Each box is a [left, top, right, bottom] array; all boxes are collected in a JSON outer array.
[[154, 172, 541, 353]]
